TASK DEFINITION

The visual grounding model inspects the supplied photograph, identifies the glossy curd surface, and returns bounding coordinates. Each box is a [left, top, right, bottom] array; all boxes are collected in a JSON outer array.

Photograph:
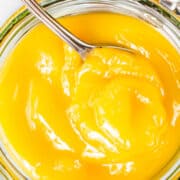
[[0, 12, 179, 179]]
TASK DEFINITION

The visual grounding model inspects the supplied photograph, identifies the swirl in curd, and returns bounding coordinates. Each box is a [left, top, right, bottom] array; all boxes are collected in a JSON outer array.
[[0, 13, 179, 180]]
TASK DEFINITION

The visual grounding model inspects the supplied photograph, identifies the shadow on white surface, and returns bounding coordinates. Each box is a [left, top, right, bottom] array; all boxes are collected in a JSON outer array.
[[0, 0, 22, 27]]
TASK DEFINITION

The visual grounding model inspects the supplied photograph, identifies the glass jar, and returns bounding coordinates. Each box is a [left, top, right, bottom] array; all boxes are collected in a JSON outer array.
[[0, 0, 179, 179]]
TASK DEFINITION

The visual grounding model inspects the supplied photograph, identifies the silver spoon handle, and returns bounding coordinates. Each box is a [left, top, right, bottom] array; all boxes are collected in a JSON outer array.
[[22, 0, 92, 54]]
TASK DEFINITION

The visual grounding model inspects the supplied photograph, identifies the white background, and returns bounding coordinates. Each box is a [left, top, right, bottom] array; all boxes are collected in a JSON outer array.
[[0, 0, 22, 27]]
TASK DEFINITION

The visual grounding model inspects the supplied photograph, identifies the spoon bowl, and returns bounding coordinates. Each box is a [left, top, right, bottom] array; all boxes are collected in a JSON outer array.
[[22, 0, 133, 59]]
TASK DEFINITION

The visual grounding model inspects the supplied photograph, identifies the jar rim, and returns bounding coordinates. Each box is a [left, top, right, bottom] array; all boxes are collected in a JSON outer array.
[[0, 0, 179, 44]]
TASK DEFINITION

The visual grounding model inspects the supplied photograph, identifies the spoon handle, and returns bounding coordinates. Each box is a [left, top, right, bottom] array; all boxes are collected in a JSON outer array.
[[22, 0, 92, 55]]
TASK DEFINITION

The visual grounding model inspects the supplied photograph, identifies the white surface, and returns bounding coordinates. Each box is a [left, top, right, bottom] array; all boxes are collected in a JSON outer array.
[[0, 0, 23, 27]]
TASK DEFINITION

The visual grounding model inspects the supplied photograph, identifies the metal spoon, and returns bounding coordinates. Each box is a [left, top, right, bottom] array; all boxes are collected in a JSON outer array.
[[22, 0, 132, 59]]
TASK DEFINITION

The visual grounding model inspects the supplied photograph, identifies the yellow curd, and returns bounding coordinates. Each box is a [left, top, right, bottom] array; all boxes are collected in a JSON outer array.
[[0, 12, 179, 179]]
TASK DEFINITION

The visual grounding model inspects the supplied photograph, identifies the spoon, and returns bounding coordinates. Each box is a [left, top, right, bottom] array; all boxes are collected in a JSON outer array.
[[22, 0, 132, 59]]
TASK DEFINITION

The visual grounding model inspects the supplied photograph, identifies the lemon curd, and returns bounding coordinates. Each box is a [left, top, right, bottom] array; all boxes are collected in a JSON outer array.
[[0, 13, 179, 179]]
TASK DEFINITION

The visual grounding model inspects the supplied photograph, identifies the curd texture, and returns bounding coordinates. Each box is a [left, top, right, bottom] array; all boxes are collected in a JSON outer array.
[[0, 13, 179, 179]]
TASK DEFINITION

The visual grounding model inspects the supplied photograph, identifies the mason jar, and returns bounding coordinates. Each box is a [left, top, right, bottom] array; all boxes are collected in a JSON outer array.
[[0, 0, 179, 179]]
